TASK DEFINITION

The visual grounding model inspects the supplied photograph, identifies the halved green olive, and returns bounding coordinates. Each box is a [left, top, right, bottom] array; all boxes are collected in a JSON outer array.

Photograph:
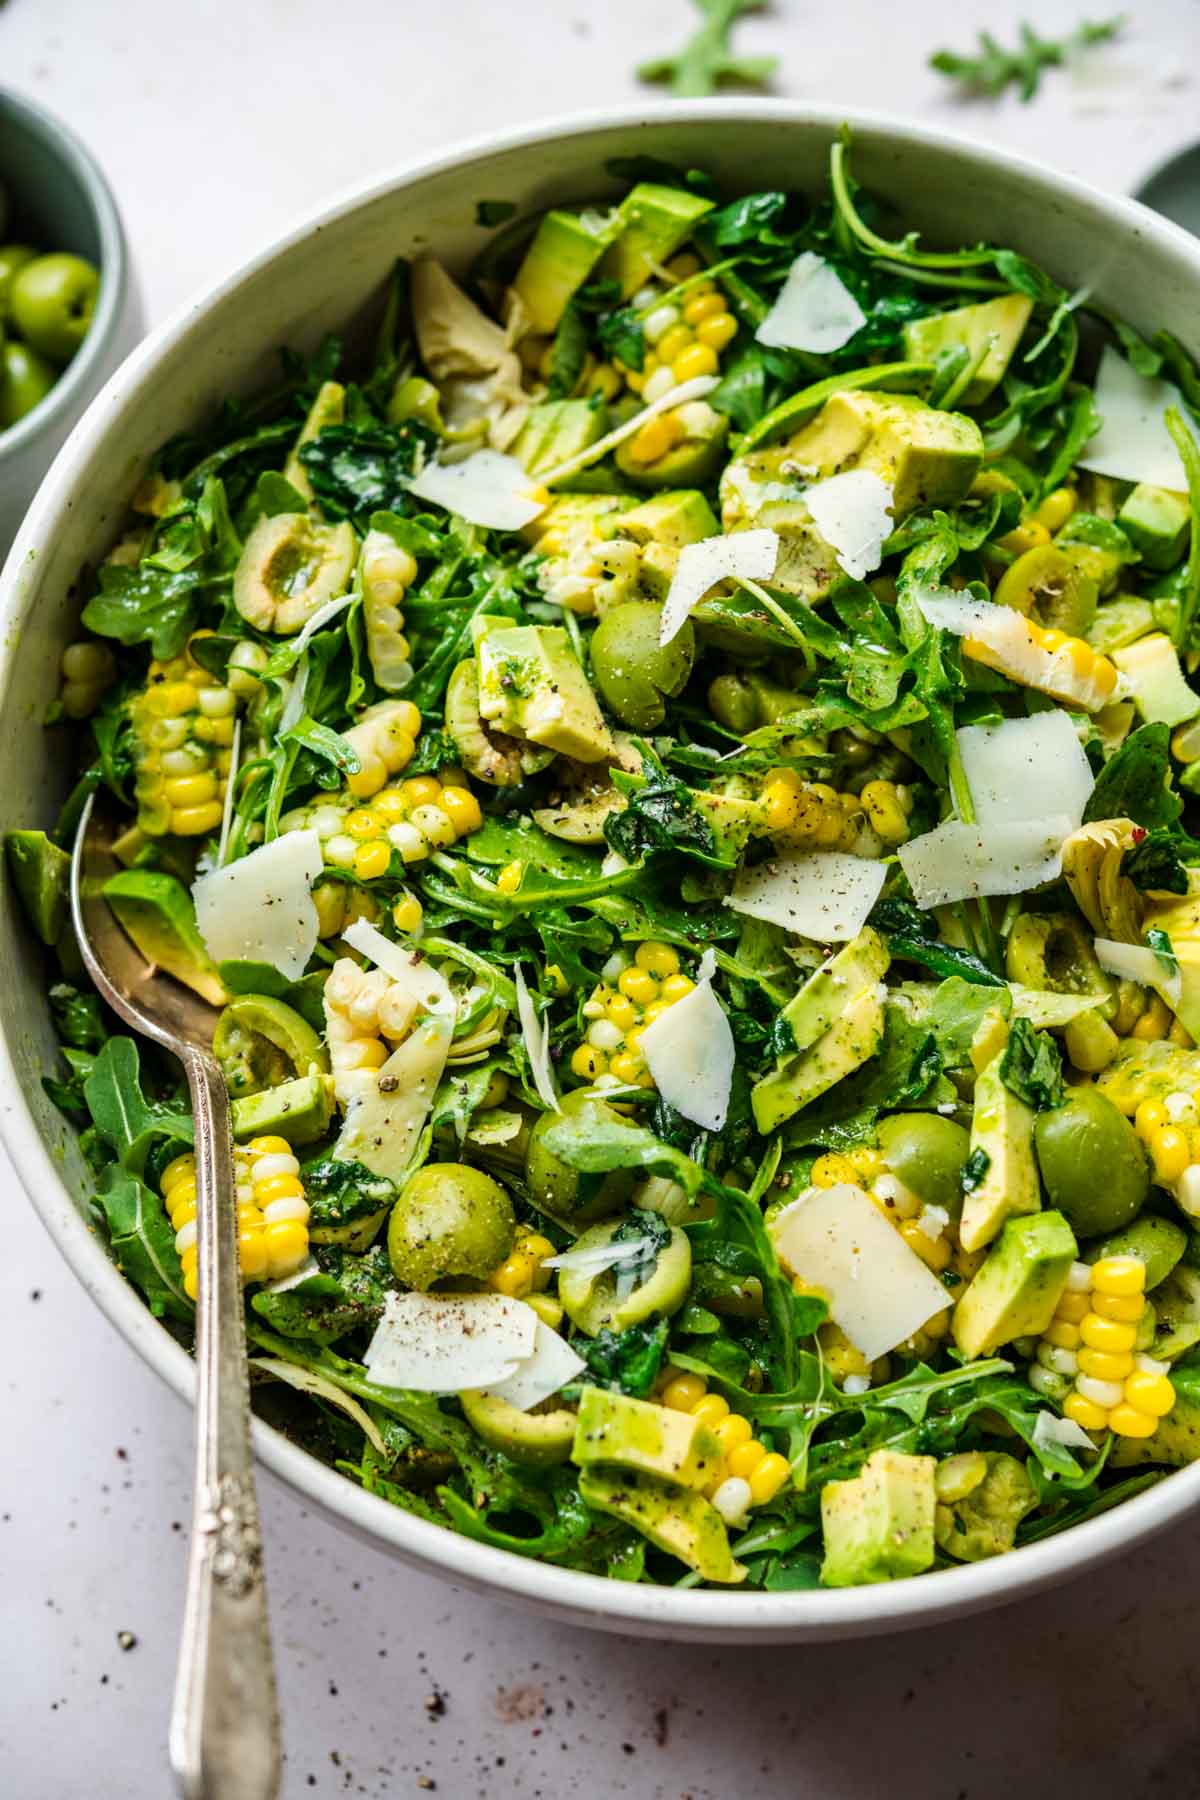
[[459, 1390, 576, 1466], [590, 600, 694, 730], [213, 994, 328, 1098], [1005, 913, 1113, 1012], [558, 1217, 691, 1335], [994, 544, 1098, 637], [877, 1112, 971, 1218], [525, 1090, 636, 1222]]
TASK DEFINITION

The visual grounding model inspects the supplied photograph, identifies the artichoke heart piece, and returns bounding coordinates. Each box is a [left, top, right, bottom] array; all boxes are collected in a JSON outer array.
[[233, 511, 357, 635], [1060, 817, 1144, 942]]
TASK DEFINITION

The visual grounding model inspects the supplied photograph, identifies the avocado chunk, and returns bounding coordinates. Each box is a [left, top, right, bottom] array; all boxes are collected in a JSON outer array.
[[1117, 482, 1191, 571], [783, 928, 890, 1053], [230, 1071, 335, 1147], [578, 1467, 743, 1582], [615, 400, 729, 491], [6, 828, 69, 947], [102, 870, 229, 1007], [614, 489, 719, 596], [1110, 1384, 1200, 1469], [952, 1211, 1077, 1359], [1085, 1214, 1187, 1292], [720, 389, 981, 599], [752, 983, 886, 1133], [512, 398, 610, 477], [600, 183, 714, 299], [820, 1449, 937, 1587], [692, 791, 761, 863], [571, 1387, 722, 1491], [902, 294, 1033, 404], [512, 209, 617, 334], [958, 1052, 1040, 1254], [460, 1390, 576, 1466], [934, 1452, 1037, 1562], [1111, 632, 1200, 727], [475, 621, 613, 763]]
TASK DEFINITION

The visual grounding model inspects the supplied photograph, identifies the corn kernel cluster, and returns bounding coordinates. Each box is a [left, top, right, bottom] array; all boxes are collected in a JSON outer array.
[[537, 527, 644, 618], [130, 637, 244, 837], [575, 942, 695, 1089], [661, 1370, 791, 1525], [361, 532, 416, 692], [1032, 1256, 1176, 1438], [162, 1137, 310, 1301], [761, 768, 912, 853], [618, 262, 738, 403], [343, 699, 423, 799], [280, 767, 482, 890], [487, 1224, 556, 1299], [1133, 1091, 1200, 1217], [963, 614, 1119, 709], [323, 956, 425, 1106], [58, 639, 118, 720]]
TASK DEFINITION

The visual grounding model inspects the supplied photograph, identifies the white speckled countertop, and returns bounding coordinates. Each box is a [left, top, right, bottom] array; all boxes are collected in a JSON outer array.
[[3, 1, 1200, 1793]]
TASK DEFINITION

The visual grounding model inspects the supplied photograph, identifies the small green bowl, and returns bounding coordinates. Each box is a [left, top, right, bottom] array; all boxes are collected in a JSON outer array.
[[0, 87, 138, 548], [1133, 141, 1200, 242]]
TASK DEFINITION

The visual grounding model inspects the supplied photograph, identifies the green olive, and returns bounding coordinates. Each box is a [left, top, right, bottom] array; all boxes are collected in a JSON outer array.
[[387, 1162, 516, 1291], [0, 243, 36, 319], [525, 1090, 636, 1222], [9, 251, 100, 363], [877, 1112, 971, 1218], [590, 600, 694, 731], [1085, 1214, 1187, 1291], [993, 544, 1098, 637], [459, 1390, 576, 1466], [707, 672, 757, 734], [0, 338, 57, 426], [212, 994, 328, 1098], [1033, 1087, 1150, 1238], [558, 1217, 692, 1335]]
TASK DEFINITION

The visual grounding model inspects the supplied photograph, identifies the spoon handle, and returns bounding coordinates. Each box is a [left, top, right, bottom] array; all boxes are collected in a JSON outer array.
[[168, 1048, 280, 1800]]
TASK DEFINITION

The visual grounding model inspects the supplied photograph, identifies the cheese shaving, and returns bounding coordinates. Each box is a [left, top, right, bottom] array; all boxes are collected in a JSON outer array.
[[407, 448, 548, 530], [917, 591, 1116, 713], [1094, 936, 1182, 1009], [802, 469, 894, 580], [514, 963, 560, 1112], [482, 1320, 587, 1412], [755, 252, 867, 354], [724, 850, 887, 943], [541, 1237, 657, 1276], [341, 917, 454, 1016], [1076, 346, 1188, 488], [659, 527, 780, 647], [639, 979, 735, 1132], [897, 815, 1073, 910], [1031, 1409, 1098, 1454], [956, 711, 1094, 829], [364, 1291, 537, 1392], [193, 828, 323, 980]]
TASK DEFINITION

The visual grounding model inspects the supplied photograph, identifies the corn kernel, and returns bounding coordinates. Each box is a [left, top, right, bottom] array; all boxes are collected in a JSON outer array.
[[1063, 1391, 1109, 1432], [660, 973, 695, 1005], [248, 1135, 292, 1156], [1044, 1320, 1081, 1350], [496, 860, 524, 894], [748, 1453, 791, 1505], [665, 253, 703, 280], [618, 967, 659, 1006], [609, 1051, 642, 1085], [171, 802, 224, 835], [713, 1413, 754, 1455], [672, 342, 719, 383], [255, 1173, 305, 1205], [1080, 1314, 1138, 1354], [1135, 1097, 1170, 1139], [489, 1255, 535, 1298], [899, 1220, 951, 1273], [762, 777, 802, 832], [663, 1374, 707, 1412], [861, 779, 910, 846], [402, 776, 443, 808], [345, 808, 383, 839], [544, 963, 568, 995], [1034, 487, 1076, 533], [526, 1292, 564, 1329], [1054, 1290, 1090, 1323], [1092, 1256, 1146, 1297], [1076, 1347, 1135, 1382], [374, 789, 409, 822], [695, 311, 738, 351], [354, 841, 392, 881], [1123, 1370, 1175, 1417], [605, 993, 638, 1031], [811, 1152, 861, 1189], [1107, 1403, 1158, 1438], [1150, 1124, 1191, 1183], [656, 323, 694, 365], [163, 772, 218, 807], [998, 520, 1052, 555], [723, 1439, 765, 1480], [392, 893, 423, 934], [691, 1394, 731, 1428], [161, 1155, 195, 1194], [1089, 1290, 1143, 1322], [635, 941, 680, 978], [571, 1043, 606, 1080], [440, 785, 482, 835], [627, 411, 684, 467]]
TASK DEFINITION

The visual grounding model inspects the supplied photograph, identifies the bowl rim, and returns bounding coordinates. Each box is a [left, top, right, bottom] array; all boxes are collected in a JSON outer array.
[[6, 96, 1200, 1639], [0, 84, 128, 460]]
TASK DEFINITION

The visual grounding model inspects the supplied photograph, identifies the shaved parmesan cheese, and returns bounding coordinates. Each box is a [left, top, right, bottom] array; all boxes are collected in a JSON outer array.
[[283, 589, 356, 660], [640, 977, 735, 1131], [768, 1183, 951, 1362], [483, 1320, 586, 1412], [659, 527, 779, 647], [918, 591, 1116, 713], [1094, 936, 1182, 1009], [898, 816, 1073, 909], [697, 947, 718, 983], [725, 850, 887, 942], [803, 470, 894, 581], [333, 1013, 452, 1181], [364, 1291, 536, 1392], [407, 449, 547, 530], [915, 1205, 951, 1241], [541, 1237, 657, 1276], [341, 916, 454, 1015], [956, 711, 1094, 829], [279, 657, 309, 732], [193, 828, 322, 980], [1032, 1409, 1097, 1454], [1076, 346, 1188, 488], [755, 252, 866, 354], [514, 963, 560, 1113], [539, 375, 720, 487]]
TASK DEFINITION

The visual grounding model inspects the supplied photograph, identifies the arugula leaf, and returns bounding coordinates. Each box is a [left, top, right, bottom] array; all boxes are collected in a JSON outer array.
[[929, 17, 1125, 102], [1122, 825, 1200, 894], [595, 304, 645, 373], [251, 1244, 395, 1345], [82, 561, 203, 660], [603, 745, 722, 867], [304, 1160, 398, 1231], [998, 1016, 1064, 1112], [83, 1037, 194, 1175], [49, 982, 108, 1052], [576, 1321, 670, 1397], [870, 896, 1006, 987], [92, 1167, 191, 1321], [1083, 722, 1183, 828], [1147, 926, 1180, 983], [546, 301, 590, 401], [636, 0, 778, 98], [298, 420, 433, 525]]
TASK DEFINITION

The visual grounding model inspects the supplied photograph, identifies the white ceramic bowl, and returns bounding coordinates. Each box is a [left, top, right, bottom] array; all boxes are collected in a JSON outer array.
[[4, 103, 1200, 1644]]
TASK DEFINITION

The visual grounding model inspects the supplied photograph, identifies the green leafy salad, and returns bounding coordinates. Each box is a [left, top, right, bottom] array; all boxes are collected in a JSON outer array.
[[15, 136, 1200, 1592]]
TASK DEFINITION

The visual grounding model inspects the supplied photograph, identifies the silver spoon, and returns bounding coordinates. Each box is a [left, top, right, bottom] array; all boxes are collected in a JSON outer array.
[[71, 791, 281, 1800]]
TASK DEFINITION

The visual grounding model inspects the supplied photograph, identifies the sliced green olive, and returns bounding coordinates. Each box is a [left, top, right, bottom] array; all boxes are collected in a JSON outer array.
[[994, 544, 1098, 637], [213, 994, 328, 1098], [558, 1217, 691, 1335], [1005, 913, 1113, 1011], [525, 1090, 636, 1222], [590, 600, 694, 730], [459, 1390, 576, 1466], [877, 1112, 971, 1218]]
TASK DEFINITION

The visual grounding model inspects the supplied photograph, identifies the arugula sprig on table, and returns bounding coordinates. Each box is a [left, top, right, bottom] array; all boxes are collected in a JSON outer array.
[[637, 0, 778, 98], [930, 16, 1125, 102]]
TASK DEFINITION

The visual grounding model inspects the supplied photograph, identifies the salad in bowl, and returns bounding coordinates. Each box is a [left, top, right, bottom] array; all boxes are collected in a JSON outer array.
[[13, 136, 1200, 1594]]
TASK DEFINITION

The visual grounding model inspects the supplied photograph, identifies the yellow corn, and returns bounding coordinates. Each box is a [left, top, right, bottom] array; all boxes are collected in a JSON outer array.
[[278, 768, 482, 898], [574, 944, 693, 1093], [626, 410, 685, 468], [661, 1371, 790, 1508], [996, 519, 1052, 555], [671, 342, 719, 383], [496, 860, 524, 895], [164, 1137, 310, 1301], [130, 638, 243, 837], [1032, 1256, 1174, 1436], [488, 1227, 555, 1299], [1033, 487, 1077, 533], [860, 779, 913, 847], [344, 699, 422, 799], [759, 767, 870, 853], [391, 892, 423, 934], [323, 956, 425, 1105]]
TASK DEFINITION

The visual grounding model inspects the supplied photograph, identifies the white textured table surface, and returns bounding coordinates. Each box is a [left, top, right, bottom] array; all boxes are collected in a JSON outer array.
[[3, 2, 1200, 1795]]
